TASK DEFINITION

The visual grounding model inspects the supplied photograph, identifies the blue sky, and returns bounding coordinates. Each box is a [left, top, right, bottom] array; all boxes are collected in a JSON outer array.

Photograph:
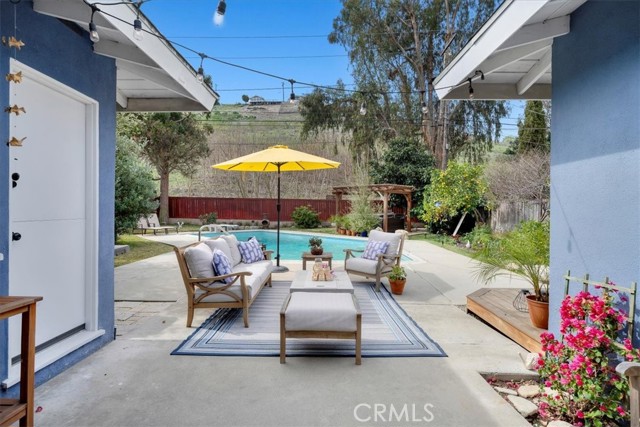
[[142, 0, 522, 138]]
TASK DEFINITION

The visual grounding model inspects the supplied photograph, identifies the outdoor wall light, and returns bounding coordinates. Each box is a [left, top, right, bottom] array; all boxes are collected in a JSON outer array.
[[214, 0, 226, 26]]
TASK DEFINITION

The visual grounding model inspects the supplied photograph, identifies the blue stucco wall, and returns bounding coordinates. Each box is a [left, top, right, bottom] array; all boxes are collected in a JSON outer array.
[[0, 1, 115, 394], [550, 1, 640, 341]]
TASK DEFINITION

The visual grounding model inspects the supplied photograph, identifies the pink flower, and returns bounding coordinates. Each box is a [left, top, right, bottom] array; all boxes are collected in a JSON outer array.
[[576, 410, 584, 419], [617, 406, 626, 416]]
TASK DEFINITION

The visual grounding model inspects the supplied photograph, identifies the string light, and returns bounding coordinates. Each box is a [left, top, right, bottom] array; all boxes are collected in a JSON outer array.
[[359, 102, 367, 116], [196, 53, 206, 82], [289, 79, 296, 103], [89, 5, 100, 43], [420, 90, 428, 114], [214, 0, 226, 26], [133, 17, 143, 41], [467, 70, 484, 100]]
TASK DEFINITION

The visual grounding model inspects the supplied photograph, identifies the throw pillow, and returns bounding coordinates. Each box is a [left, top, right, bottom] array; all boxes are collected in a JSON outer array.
[[361, 240, 390, 260], [183, 243, 215, 278], [220, 234, 242, 266], [211, 249, 235, 284], [238, 237, 265, 263]]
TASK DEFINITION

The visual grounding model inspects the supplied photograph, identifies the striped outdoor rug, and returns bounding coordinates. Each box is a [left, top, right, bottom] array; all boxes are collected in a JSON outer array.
[[171, 281, 446, 358]]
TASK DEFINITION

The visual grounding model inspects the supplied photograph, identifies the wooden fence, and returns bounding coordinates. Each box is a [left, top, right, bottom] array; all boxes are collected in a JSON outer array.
[[490, 201, 546, 232], [169, 196, 351, 222]]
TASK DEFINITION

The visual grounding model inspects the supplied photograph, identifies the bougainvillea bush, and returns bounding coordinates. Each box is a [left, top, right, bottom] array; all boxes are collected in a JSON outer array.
[[537, 289, 640, 426]]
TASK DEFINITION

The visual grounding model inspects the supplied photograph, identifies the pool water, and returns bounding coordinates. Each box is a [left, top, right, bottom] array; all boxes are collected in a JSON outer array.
[[197, 230, 370, 261]]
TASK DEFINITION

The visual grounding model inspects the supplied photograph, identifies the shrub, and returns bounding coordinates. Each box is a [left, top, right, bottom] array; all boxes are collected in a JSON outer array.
[[537, 289, 639, 425], [291, 205, 321, 228], [199, 212, 218, 225], [463, 225, 494, 249]]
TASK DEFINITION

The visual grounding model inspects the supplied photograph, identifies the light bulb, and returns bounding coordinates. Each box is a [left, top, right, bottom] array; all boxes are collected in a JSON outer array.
[[289, 92, 296, 103], [421, 102, 428, 114], [196, 67, 204, 82], [214, 0, 226, 26], [133, 18, 143, 41], [359, 103, 367, 116], [89, 22, 100, 43], [468, 86, 474, 100]]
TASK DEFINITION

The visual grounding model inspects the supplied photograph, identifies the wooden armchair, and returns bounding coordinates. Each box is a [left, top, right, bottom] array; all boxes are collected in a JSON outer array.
[[344, 229, 408, 292]]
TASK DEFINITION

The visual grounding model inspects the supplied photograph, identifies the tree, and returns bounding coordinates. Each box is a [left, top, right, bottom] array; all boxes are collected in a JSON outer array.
[[300, 0, 507, 168], [122, 113, 214, 223], [114, 135, 158, 237], [516, 100, 549, 153], [369, 137, 435, 216], [422, 162, 489, 231], [484, 151, 550, 221], [242, 94, 250, 103]]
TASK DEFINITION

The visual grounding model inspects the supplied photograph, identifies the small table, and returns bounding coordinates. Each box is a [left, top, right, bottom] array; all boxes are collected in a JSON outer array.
[[289, 270, 354, 294], [0, 296, 42, 427], [301, 252, 333, 270]]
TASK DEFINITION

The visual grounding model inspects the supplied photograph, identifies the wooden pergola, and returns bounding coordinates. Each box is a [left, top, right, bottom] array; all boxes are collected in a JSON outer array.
[[332, 184, 414, 232]]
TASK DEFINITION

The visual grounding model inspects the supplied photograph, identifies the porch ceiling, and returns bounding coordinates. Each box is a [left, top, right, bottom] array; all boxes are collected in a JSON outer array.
[[433, 0, 587, 100], [33, 0, 218, 112]]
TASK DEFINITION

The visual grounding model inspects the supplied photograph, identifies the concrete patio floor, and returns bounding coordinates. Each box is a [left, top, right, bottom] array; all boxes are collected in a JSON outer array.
[[34, 232, 536, 426]]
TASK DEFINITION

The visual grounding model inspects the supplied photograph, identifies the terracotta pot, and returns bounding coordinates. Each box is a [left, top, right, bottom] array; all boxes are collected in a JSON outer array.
[[310, 247, 323, 255], [389, 279, 406, 295], [526, 294, 549, 329]]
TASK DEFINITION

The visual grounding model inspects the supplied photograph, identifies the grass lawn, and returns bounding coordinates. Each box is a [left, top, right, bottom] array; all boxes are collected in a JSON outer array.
[[408, 232, 475, 258], [115, 234, 173, 268]]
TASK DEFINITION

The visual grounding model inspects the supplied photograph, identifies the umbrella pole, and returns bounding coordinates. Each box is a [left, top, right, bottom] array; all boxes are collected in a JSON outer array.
[[273, 164, 288, 273]]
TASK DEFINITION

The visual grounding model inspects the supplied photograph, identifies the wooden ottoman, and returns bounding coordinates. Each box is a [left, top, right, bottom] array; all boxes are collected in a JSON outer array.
[[280, 292, 361, 365]]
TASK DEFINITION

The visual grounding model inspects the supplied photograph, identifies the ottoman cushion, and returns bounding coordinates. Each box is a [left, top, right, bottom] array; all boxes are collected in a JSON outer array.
[[285, 292, 357, 332]]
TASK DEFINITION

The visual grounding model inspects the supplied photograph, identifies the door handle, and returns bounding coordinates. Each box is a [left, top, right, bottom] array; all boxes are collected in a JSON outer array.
[[12, 232, 21, 241]]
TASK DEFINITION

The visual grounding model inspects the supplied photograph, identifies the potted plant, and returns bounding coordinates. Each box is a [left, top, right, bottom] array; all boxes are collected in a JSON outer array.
[[309, 236, 323, 255], [388, 265, 407, 295], [473, 220, 550, 328]]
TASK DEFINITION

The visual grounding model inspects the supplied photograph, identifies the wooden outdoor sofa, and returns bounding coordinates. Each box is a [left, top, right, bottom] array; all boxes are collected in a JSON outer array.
[[174, 234, 273, 327]]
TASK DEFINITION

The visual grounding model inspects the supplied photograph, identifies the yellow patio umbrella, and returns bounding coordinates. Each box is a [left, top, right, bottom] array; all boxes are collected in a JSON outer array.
[[212, 145, 340, 271]]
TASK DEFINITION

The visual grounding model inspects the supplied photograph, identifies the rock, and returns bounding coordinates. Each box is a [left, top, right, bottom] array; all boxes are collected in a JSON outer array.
[[521, 352, 540, 370], [518, 384, 541, 398], [543, 387, 559, 399], [507, 395, 539, 418], [494, 386, 518, 396], [548, 421, 573, 427]]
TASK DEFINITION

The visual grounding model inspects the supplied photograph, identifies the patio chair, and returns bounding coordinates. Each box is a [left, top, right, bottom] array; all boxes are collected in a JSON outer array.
[[137, 214, 177, 235], [344, 229, 408, 292]]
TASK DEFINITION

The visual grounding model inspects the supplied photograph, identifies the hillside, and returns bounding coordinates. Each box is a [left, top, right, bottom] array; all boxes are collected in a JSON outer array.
[[170, 103, 355, 200]]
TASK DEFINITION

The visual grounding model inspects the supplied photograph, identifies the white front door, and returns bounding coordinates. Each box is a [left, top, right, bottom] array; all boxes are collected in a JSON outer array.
[[6, 60, 100, 383]]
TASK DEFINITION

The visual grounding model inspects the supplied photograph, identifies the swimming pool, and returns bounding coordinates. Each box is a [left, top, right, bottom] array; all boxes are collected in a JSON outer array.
[[197, 230, 403, 261]]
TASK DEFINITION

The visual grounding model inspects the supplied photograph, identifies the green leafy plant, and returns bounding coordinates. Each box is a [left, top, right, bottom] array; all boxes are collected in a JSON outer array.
[[198, 212, 218, 225], [291, 205, 321, 228], [463, 225, 493, 250], [473, 220, 549, 301], [537, 290, 639, 425], [329, 214, 345, 229], [388, 265, 406, 281], [114, 135, 158, 237], [308, 237, 323, 249], [422, 162, 490, 230]]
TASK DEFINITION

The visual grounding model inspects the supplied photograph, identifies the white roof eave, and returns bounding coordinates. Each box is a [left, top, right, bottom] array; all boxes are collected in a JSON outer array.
[[433, 0, 551, 99], [33, 0, 218, 112]]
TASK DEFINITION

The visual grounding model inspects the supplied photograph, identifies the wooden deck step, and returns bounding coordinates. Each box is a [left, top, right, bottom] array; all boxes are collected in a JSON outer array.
[[467, 288, 544, 353]]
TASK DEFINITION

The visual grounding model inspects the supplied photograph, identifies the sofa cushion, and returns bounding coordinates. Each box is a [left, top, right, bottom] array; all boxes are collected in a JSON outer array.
[[203, 238, 233, 262], [238, 237, 265, 263], [197, 259, 273, 303], [212, 249, 235, 284], [183, 243, 215, 278], [220, 234, 242, 266], [368, 230, 402, 256], [361, 240, 390, 260]]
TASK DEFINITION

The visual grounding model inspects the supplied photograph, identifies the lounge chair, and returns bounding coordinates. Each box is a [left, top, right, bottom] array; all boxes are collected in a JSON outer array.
[[344, 229, 408, 292], [137, 214, 177, 235]]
